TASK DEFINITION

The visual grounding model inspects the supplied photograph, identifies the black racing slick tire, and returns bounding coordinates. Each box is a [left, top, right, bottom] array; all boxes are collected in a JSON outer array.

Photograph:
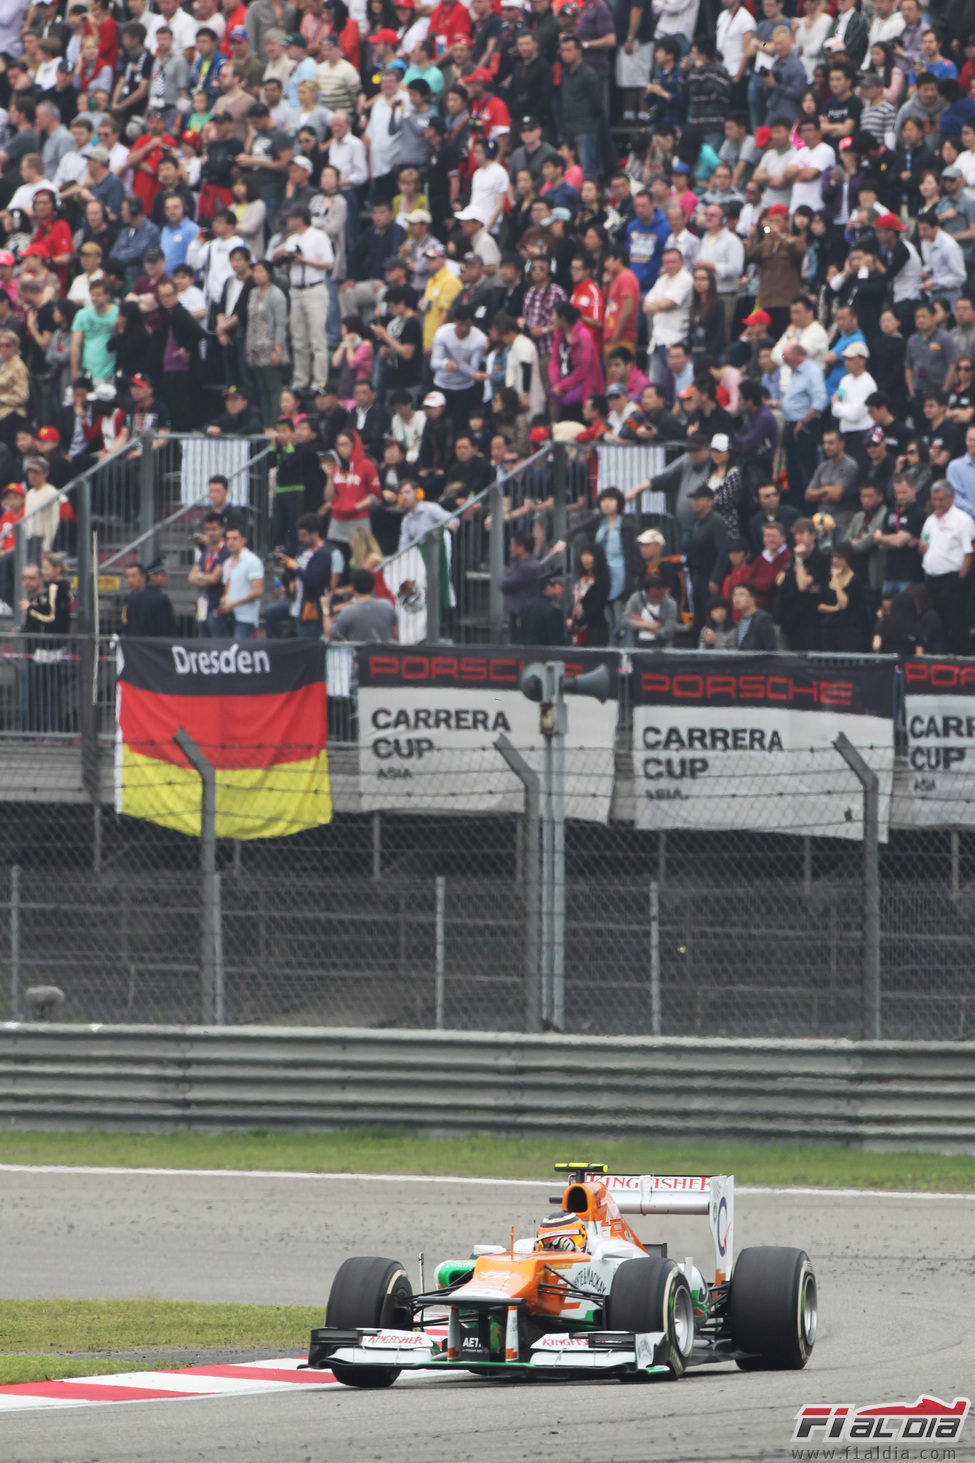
[[730, 1246, 817, 1370], [607, 1256, 694, 1379], [325, 1256, 414, 1388]]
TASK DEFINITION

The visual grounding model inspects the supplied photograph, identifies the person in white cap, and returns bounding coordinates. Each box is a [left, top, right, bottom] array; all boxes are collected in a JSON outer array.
[[454, 206, 500, 275], [401, 207, 439, 293], [831, 340, 877, 467]]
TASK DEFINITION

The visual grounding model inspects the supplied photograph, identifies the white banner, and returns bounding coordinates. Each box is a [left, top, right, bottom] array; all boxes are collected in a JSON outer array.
[[356, 647, 617, 822], [179, 437, 252, 505], [891, 660, 975, 827], [630, 654, 895, 840]]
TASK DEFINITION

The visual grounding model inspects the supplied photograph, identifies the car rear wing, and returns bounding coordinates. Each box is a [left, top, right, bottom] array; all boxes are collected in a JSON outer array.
[[587, 1172, 734, 1285]]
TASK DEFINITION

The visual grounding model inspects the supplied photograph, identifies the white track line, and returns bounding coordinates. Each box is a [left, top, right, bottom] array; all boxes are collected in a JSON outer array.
[[0, 1165, 972, 1201]]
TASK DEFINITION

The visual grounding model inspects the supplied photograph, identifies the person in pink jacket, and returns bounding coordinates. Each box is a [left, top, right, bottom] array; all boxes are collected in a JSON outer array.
[[548, 301, 605, 420]]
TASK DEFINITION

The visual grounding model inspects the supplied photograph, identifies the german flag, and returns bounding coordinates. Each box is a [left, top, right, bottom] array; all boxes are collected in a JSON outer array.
[[115, 638, 331, 839]]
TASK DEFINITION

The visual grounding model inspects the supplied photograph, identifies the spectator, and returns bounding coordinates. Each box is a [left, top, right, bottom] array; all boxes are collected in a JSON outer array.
[[120, 558, 176, 635], [773, 515, 829, 650], [620, 571, 677, 649], [747, 520, 792, 612], [188, 510, 229, 637], [919, 479, 975, 654], [567, 539, 611, 646], [816, 541, 870, 651], [804, 425, 860, 537], [216, 522, 265, 640], [517, 569, 567, 647], [324, 566, 398, 641], [731, 580, 777, 648], [430, 303, 488, 429], [699, 594, 738, 648], [498, 530, 541, 640], [781, 341, 827, 503], [686, 484, 730, 634]]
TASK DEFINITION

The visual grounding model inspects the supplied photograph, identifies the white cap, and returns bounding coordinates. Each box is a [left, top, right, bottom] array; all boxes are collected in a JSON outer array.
[[843, 340, 870, 358], [454, 205, 485, 223], [710, 432, 730, 452], [423, 390, 447, 408]]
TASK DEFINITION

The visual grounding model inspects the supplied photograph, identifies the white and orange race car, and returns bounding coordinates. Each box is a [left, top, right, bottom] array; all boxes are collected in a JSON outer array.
[[305, 1161, 817, 1386]]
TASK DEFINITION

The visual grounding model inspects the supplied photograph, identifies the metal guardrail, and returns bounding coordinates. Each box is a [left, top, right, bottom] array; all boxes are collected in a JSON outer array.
[[1, 1026, 973, 1148]]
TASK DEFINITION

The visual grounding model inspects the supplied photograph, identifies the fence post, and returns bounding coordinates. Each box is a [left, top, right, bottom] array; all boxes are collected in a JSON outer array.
[[488, 479, 505, 642], [76, 477, 100, 803], [833, 732, 880, 1040], [10, 865, 21, 1021], [434, 875, 446, 1029], [139, 430, 156, 552], [425, 530, 442, 642], [174, 727, 224, 1025], [649, 880, 661, 1037], [494, 734, 542, 1033], [551, 442, 568, 549]]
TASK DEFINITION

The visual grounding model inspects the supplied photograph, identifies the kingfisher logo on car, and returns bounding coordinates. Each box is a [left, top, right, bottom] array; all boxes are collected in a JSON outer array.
[[361, 1331, 431, 1349]]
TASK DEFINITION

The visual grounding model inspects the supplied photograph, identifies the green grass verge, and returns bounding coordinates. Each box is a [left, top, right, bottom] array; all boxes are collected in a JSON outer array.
[[1, 1127, 974, 1191], [0, 1299, 321, 1386]]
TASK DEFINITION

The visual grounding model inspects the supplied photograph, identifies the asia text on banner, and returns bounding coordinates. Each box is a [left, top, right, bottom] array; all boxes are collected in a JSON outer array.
[[629, 653, 895, 840], [356, 645, 618, 823]]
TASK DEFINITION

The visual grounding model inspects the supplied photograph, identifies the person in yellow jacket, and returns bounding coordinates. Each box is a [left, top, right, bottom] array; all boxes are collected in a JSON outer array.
[[421, 243, 462, 352]]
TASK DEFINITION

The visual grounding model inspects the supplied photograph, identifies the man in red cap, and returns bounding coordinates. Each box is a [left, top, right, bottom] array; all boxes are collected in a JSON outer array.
[[462, 67, 511, 148], [744, 202, 804, 338], [0, 480, 24, 611], [874, 211, 923, 329]]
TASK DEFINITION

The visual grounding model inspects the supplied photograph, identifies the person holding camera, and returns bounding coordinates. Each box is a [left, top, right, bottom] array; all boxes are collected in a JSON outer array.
[[743, 203, 804, 341], [271, 202, 334, 391]]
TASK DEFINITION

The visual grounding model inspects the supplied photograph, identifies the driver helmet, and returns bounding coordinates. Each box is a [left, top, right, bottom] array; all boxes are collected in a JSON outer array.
[[536, 1212, 587, 1251]]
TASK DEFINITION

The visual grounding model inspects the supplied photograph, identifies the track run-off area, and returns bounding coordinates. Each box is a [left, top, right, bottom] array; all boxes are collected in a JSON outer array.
[[2, 1165, 974, 1462]]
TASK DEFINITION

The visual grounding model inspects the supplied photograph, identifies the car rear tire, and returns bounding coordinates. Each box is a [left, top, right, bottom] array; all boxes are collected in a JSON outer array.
[[730, 1246, 817, 1370], [607, 1256, 694, 1379], [325, 1256, 414, 1388]]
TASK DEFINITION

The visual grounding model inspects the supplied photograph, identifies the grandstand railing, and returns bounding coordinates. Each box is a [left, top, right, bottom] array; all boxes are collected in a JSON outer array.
[[11, 433, 274, 598], [378, 439, 692, 643]]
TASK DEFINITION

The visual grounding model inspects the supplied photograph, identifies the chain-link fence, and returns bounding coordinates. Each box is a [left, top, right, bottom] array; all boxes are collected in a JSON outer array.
[[1, 636, 974, 1041]]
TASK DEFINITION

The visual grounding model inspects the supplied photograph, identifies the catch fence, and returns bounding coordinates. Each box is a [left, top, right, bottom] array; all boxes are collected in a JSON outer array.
[[1, 639, 973, 1042]]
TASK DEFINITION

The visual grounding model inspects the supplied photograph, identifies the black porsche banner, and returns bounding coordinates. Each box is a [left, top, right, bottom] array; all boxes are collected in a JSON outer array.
[[629, 654, 894, 838], [115, 638, 331, 838], [356, 645, 618, 822]]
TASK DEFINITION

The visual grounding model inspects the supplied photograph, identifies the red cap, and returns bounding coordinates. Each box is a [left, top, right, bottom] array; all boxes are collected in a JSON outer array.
[[743, 309, 772, 326], [766, 203, 789, 218], [3, 481, 25, 495], [462, 67, 494, 84], [753, 126, 771, 148], [129, 373, 151, 389], [876, 211, 904, 230], [529, 426, 549, 444], [37, 425, 59, 443], [371, 26, 400, 43], [0, 251, 14, 267]]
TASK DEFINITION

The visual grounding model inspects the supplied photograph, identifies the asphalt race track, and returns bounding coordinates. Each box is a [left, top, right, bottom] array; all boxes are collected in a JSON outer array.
[[3, 1168, 975, 1463]]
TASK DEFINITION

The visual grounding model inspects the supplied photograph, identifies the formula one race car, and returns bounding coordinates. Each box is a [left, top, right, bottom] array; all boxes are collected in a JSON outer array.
[[305, 1162, 817, 1385]]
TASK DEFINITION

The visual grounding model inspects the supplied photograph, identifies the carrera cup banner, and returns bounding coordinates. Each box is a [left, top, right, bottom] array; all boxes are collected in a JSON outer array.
[[357, 646, 618, 823], [892, 659, 975, 827], [629, 654, 894, 839], [115, 638, 331, 839]]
